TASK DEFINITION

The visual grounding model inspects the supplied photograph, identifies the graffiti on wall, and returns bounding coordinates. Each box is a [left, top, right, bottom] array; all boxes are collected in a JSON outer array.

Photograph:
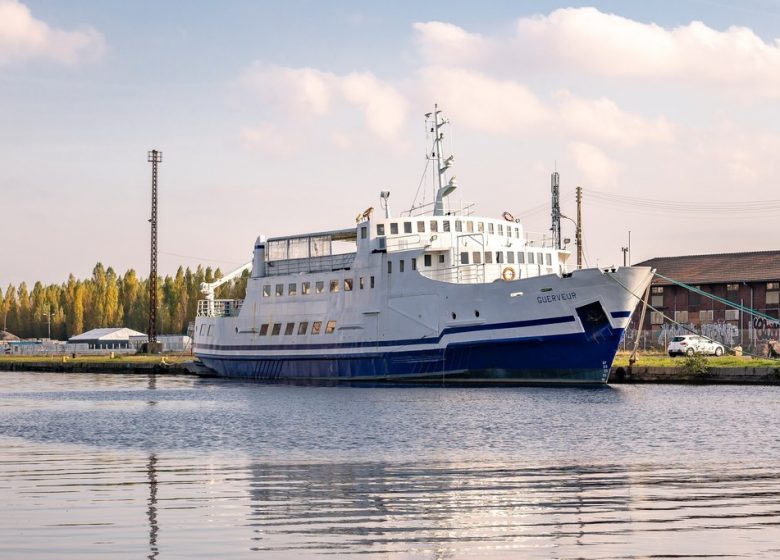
[[752, 317, 780, 342]]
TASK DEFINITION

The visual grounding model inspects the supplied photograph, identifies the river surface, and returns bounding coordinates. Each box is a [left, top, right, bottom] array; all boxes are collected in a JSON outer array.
[[0, 372, 779, 559]]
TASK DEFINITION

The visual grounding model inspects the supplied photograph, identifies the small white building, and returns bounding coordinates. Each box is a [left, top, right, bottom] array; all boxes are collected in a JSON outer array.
[[129, 334, 192, 353], [68, 328, 147, 350]]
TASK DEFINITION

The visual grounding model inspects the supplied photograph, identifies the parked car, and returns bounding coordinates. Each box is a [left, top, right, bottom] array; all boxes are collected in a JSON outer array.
[[668, 335, 725, 357]]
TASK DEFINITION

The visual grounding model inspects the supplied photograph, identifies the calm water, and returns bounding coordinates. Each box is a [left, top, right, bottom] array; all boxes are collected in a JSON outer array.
[[1, 373, 779, 559]]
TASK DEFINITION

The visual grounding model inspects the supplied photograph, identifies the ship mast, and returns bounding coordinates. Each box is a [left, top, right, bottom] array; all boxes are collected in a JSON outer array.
[[428, 105, 456, 216]]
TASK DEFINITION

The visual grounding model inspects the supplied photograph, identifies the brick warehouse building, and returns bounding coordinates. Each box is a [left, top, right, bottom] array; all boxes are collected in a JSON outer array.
[[629, 250, 780, 351]]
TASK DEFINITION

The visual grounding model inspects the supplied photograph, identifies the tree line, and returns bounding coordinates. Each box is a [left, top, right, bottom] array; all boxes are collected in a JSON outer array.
[[1, 263, 248, 340]]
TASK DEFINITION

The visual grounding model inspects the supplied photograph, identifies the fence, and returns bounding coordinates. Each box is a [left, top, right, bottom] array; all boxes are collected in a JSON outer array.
[[621, 325, 779, 356]]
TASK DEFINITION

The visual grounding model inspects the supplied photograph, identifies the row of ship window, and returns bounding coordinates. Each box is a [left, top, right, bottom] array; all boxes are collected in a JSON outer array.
[[459, 251, 553, 266], [369, 220, 520, 238], [258, 320, 337, 336], [263, 277, 376, 297]]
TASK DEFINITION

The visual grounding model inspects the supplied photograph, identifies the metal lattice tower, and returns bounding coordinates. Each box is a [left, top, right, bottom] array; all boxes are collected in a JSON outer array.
[[147, 150, 162, 345], [576, 186, 583, 269], [551, 171, 561, 250]]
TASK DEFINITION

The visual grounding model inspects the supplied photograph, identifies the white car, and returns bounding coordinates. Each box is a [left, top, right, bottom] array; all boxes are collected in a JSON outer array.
[[668, 335, 725, 357]]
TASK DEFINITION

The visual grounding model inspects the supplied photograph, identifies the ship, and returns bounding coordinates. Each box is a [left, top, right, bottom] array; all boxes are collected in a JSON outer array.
[[192, 107, 653, 385]]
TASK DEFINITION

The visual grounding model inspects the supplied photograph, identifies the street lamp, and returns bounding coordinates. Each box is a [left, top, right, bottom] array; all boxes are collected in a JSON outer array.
[[41, 304, 54, 340]]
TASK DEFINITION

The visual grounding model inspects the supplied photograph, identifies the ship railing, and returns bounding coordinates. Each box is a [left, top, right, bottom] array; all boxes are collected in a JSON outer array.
[[384, 234, 424, 252], [265, 253, 356, 276], [197, 299, 244, 318], [401, 200, 476, 217], [420, 264, 484, 284], [524, 231, 556, 249]]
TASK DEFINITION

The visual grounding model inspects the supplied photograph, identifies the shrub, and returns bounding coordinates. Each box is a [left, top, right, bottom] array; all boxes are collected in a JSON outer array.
[[681, 353, 709, 376]]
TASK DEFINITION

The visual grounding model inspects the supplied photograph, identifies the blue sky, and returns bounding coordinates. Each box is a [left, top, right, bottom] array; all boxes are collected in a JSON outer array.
[[2, 0, 780, 286]]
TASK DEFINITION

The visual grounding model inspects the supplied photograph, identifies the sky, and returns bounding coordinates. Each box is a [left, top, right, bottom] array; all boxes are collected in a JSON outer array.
[[2, 0, 780, 287]]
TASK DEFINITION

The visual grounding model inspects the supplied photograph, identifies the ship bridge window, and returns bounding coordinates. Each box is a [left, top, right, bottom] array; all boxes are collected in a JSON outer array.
[[271, 323, 282, 335], [330, 280, 339, 292], [390, 223, 399, 235], [344, 278, 353, 291], [477, 222, 484, 232], [263, 285, 271, 297], [498, 224, 504, 236], [537, 252, 543, 264], [507, 252, 515, 264], [399, 260, 405, 272], [424, 254, 432, 267], [359, 277, 365, 289], [284, 323, 295, 335], [312, 321, 322, 334], [472, 251, 482, 264], [315, 281, 324, 294], [275, 284, 284, 296], [467, 221, 474, 233], [496, 251, 504, 264], [288, 283, 297, 296], [417, 221, 425, 233], [460, 252, 469, 264], [546, 254, 552, 266], [455, 220, 463, 232], [403, 222, 412, 234], [387, 261, 392, 273], [361, 226, 367, 239], [488, 223, 494, 235], [430, 220, 438, 232], [298, 322, 308, 335], [259, 324, 269, 336], [515, 227, 520, 238], [377, 224, 385, 236], [438, 254, 445, 264], [325, 320, 337, 334], [528, 253, 535, 264], [443, 220, 450, 232], [485, 252, 493, 264], [518, 252, 525, 264], [412, 258, 417, 270], [370, 276, 375, 288], [302, 282, 311, 295]]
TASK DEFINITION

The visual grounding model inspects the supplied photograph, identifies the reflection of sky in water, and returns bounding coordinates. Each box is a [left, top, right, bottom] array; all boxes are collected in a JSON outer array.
[[0, 373, 779, 558]]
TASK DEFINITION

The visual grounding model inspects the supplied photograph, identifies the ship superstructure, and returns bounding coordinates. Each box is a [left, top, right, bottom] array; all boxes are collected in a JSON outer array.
[[193, 107, 653, 384]]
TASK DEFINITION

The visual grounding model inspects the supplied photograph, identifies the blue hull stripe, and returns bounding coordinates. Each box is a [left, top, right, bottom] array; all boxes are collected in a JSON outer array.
[[198, 329, 624, 385], [610, 311, 631, 318], [196, 314, 577, 353]]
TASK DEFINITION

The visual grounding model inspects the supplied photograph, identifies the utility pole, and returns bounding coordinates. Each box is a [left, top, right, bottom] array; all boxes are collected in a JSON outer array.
[[147, 150, 162, 353], [575, 186, 583, 269], [41, 304, 53, 339]]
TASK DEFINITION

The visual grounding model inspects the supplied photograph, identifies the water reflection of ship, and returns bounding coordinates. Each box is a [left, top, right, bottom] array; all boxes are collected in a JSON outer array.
[[146, 453, 159, 560], [243, 461, 633, 556]]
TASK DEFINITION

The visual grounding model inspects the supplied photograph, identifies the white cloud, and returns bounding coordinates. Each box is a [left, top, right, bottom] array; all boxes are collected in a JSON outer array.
[[240, 64, 409, 142], [517, 8, 780, 97], [569, 142, 620, 190], [555, 91, 675, 147], [415, 9, 780, 98], [413, 22, 494, 68], [418, 66, 549, 134], [0, 0, 104, 66], [240, 123, 293, 157]]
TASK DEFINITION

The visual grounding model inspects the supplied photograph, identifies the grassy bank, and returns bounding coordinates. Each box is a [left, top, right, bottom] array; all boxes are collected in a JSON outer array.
[[0, 354, 193, 365], [612, 351, 780, 368]]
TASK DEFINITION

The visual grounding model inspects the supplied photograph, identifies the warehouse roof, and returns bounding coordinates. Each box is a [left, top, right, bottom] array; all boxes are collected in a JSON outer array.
[[636, 250, 780, 286], [69, 327, 146, 342]]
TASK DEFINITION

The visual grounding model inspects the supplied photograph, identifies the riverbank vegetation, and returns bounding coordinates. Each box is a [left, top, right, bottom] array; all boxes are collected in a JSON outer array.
[[1, 263, 248, 340], [613, 351, 780, 368]]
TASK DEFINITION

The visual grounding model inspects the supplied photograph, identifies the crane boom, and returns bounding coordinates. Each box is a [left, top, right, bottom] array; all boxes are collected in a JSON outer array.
[[200, 261, 252, 316]]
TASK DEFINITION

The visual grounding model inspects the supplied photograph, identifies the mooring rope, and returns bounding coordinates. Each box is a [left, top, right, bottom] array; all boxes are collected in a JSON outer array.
[[605, 270, 780, 362]]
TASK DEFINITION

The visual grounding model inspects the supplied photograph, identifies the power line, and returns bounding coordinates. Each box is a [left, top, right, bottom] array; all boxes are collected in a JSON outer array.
[[587, 189, 780, 216]]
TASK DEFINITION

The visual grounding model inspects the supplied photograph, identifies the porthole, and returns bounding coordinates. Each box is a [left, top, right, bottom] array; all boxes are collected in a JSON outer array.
[[451, 312, 457, 320], [475, 310, 480, 318]]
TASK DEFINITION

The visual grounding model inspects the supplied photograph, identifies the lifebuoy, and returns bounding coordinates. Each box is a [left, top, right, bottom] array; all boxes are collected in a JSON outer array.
[[502, 211, 515, 222], [501, 267, 516, 281]]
